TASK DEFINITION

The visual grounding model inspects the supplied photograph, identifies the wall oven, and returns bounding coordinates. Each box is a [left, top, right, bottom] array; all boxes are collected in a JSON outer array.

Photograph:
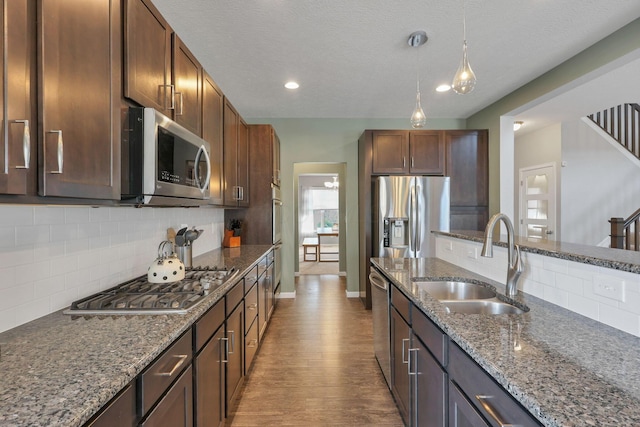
[[122, 107, 211, 206]]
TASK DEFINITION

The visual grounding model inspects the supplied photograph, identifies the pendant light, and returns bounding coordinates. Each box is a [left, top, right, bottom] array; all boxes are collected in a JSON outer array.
[[452, 1, 476, 94], [408, 31, 428, 129]]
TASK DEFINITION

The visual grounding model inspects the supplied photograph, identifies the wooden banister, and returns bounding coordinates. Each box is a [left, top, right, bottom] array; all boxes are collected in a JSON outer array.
[[588, 103, 640, 160], [610, 207, 640, 250]]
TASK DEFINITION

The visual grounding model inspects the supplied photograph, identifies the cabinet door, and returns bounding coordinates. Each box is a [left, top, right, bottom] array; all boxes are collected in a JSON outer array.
[[237, 118, 250, 207], [226, 301, 244, 414], [141, 365, 193, 427], [124, 0, 172, 117], [202, 71, 224, 205], [223, 98, 238, 206], [195, 327, 226, 427], [272, 129, 280, 187], [390, 307, 411, 424], [409, 131, 445, 175], [445, 130, 488, 207], [372, 131, 409, 174], [87, 382, 137, 427], [39, 0, 120, 199], [449, 382, 489, 427], [173, 35, 202, 135], [0, 0, 33, 195], [257, 268, 267, 340], [413, 336, 447, 427]]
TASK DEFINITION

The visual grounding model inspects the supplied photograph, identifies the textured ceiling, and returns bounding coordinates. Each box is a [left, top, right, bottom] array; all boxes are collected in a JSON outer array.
[[151, 0, 640, 120]]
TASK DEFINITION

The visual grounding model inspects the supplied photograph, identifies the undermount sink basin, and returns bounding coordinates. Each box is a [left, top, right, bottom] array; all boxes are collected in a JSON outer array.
[[413, 281, 497, 300], [442, 300, 528, 315]]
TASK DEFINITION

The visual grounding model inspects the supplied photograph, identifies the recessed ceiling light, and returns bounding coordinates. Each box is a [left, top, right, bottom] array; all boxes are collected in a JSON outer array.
[[436, 84, 451, 92], [284, 81, 299, 89]]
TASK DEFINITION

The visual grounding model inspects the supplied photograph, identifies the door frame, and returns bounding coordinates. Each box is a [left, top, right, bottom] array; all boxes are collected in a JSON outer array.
[[518, 162, 557, 239]]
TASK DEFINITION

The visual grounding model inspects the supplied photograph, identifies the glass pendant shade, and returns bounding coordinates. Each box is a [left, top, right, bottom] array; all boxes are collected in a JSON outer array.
[[452, 40, 476, 94], [410, 90, 427, 128]]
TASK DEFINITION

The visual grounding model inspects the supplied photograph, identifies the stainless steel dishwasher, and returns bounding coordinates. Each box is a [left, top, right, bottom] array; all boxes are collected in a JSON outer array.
[[370, 266, 391, 388]]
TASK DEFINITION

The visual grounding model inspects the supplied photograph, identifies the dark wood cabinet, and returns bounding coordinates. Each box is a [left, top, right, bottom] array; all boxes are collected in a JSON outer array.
[[222, 99, 249, 207], [202, 71, 224, 206], [195, 326, 226, 427], [445, 130, 489, 231], [124, 0, 172, 117], [372, 130, 409, 174], [86, 382, 137, 427], [0, 0, 34, 196], [410, 131, 445, 174], [140, 365, 193, 427], [449, 382, 489, 427], [272, 129, 281, 187], [38, 0, 120, 200], [172, 35, 202, 136], [372, 130, 444, 175], [390, 306, 411, 424], [225, 287, 245, 415]]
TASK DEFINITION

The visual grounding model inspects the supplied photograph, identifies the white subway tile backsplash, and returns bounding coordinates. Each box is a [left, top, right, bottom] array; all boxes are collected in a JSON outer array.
[[555, 273, 584, 294], [0, 205, 225, 333], [543, 285, 569, 308], [567, 294, 599, 319], [542, 257, 569, 274], [599, 304, 640, 336]]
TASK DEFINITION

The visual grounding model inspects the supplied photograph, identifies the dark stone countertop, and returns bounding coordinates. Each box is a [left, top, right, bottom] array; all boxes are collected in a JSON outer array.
[[372, 256, 640, 427], [0, 245, 271, 427]]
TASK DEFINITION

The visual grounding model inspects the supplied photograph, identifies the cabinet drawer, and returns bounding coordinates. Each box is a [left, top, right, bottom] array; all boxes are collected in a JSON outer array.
[[139, 331, 192, 416], [245, 282, 258, 332], [412, 308, 448, 367], [244, 265, 259, 290], [226, 279, 244, 314], [141, 365, 193, 427], [391, 285, 411, 325], [244, 314, 259, 373], [86, 382, 137, 427], [449, 343, 541, 427], [194, 298, 225, 352]]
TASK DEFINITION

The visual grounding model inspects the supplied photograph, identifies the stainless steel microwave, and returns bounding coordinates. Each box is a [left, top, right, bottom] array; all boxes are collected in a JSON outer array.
[[121, 107, 211, 206]]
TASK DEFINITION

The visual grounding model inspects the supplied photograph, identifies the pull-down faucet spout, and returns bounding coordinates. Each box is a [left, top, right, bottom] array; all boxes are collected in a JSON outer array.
[[481, 213, 523, 298]]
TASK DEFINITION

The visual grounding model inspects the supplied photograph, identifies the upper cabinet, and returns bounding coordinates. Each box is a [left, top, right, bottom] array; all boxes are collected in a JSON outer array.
[[38, 0, 121, 199], [124, 0, 202, 136], [223, 99, 249, 207], [272, 129, 281, 187], [202, 71, 224, 206], [0, 0, 35, 196], [372, 130, 444, 175]]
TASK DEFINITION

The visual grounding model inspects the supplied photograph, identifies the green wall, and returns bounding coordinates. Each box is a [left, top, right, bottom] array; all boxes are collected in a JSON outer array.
[[246, 118, 465, 295], [467, 17, 640, 216]]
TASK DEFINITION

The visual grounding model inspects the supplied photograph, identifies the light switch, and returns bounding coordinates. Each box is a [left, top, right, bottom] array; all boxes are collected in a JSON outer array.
[[593, 275, 626, 302]]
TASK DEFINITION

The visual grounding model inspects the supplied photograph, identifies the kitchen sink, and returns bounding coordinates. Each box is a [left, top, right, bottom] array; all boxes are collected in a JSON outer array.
[[413, 280, 497, 300], [442, 300, 528, 315]]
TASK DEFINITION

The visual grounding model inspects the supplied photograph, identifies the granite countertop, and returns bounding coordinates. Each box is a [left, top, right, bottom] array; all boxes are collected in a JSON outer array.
[[372, 256, 640, 427], [0, 245, 272, 427], [435, 230, 640, 273]]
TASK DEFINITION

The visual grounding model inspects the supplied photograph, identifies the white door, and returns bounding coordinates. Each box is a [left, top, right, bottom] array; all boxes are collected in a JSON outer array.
[[519, 163, 557, 239]]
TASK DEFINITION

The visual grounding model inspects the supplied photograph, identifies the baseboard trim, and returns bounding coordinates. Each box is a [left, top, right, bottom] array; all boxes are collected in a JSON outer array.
[[346, 290, 359, 298], [277, 291, 296, 299]]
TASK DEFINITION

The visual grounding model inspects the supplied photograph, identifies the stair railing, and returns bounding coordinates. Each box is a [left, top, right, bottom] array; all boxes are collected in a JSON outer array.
[[588, 103, 640, 160], [610, 208, 640, 250]]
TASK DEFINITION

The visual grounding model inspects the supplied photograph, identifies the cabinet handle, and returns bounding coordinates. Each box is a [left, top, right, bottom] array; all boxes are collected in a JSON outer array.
[[247, 303, 257, 311], [475, 395, 520, 427], [13, 120, 30, 170], [247, 339, 258, 348], [238, 186, 244, 201], [411, 157, 414, 168], [161, 84, 176, 110], [403, 156, 406, 168], [221, 337, 229, 363], [47, 130, 63, 174], [402, 338, 410, 364], [228, 330, 235, 354], [407, 348, 419, 375], [155, 354, 188, 377], [175, 92, 184, 115]]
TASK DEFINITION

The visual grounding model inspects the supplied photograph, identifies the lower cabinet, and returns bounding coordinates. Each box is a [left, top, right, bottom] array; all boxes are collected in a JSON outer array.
[[225, 289, 245, 415], [141, 366, 193, 427], [390, 294, 411, 424], [448, 382, 489, 427], [411, 335, 447, 427], [86, 382, 137, 427]]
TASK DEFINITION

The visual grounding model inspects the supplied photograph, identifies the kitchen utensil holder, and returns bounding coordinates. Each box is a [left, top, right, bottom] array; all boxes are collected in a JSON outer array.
[[177, 244, 192, 268]]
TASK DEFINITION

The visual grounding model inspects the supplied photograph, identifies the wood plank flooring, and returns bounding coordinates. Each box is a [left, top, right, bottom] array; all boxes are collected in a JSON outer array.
[[226, 274, 403, 426]]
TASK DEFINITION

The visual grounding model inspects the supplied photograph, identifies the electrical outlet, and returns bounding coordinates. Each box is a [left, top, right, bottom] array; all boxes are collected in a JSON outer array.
[[593, 275, 626, 302], [466, 247, 478, 259]]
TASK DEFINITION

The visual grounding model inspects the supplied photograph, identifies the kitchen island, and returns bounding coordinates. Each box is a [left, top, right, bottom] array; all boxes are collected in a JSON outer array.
[[0, 245, 271, 427], [372, 256, 640, 427]]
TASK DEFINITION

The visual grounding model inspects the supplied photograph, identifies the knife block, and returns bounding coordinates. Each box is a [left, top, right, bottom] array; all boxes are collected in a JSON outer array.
[[223, 230, 241, 248]]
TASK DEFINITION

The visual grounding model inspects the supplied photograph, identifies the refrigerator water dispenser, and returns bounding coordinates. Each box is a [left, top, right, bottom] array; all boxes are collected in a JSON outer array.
[[383, 217, 409, 248]]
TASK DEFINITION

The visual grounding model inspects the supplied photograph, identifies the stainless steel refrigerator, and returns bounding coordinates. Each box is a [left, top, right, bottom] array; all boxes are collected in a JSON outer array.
[[373, 176, 450, 258]]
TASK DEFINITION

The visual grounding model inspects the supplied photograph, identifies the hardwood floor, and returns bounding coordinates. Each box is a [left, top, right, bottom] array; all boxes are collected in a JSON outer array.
[[226, 274, 403, 426]]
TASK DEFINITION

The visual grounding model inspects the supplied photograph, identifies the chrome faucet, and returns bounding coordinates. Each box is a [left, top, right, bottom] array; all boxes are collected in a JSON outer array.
[[481, 213, 523, 298]]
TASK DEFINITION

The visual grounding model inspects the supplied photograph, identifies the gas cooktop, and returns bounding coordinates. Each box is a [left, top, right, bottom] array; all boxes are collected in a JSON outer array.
[[64, 266, 238, 316]]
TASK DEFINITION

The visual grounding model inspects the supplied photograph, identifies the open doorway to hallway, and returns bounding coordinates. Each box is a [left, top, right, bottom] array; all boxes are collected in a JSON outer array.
[[293, 163, 346, 277]]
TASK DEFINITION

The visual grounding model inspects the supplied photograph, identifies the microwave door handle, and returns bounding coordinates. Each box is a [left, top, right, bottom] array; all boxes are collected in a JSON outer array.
[[194, 145, 211, 192]]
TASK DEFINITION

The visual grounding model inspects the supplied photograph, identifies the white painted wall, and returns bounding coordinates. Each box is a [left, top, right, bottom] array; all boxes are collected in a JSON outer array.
[[513, 123, 562, 237], [561, 118, 640, 245], [436, 235, 640, 337], [0, 205, 225, 333]]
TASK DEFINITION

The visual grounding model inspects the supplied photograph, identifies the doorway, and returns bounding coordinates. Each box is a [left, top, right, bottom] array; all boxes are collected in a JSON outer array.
[[518, 163, 557, 239], [293, 163, 346, 276]]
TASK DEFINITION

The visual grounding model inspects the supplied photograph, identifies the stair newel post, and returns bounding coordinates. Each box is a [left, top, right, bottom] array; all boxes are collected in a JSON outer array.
[[610, 217, 625, 249]]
